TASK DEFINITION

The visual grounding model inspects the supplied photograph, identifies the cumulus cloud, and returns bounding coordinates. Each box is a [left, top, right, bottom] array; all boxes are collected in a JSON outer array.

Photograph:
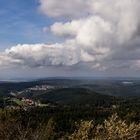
[[39, 0, 90, 18], [4, 44, 80, 67], [49, 0, 140, 70], [1, 0, 140, 74], [0, 43, 97, 68]]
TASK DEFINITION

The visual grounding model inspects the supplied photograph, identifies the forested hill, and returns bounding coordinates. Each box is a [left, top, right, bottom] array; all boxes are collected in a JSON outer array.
[[19, 87, 116, 106], [1, 79, 140, 97]]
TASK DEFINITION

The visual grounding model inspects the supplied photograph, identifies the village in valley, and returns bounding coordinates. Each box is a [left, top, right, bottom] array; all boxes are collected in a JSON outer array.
[[1, 84, 58, 110]]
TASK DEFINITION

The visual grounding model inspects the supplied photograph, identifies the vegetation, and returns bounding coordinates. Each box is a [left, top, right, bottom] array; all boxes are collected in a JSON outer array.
[[69, 114, 140, 140], [0, 103, 140, 140], [0, 79, 140, 139]]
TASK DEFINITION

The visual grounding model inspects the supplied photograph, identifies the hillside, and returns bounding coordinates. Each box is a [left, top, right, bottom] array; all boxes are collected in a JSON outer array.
[[1, 79, 140, 97], [19, 87, 116, 106]]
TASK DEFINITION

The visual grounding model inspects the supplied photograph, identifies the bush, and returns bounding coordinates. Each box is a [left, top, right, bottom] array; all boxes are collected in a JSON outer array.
[[69, 114, 140, 140]]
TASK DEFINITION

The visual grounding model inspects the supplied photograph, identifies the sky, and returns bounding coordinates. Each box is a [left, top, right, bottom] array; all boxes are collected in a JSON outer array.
[[0, 0, 140, 79]]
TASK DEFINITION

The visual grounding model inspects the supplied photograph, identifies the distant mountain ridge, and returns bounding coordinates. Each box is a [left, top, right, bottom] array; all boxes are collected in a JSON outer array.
[[0, 79, 140, 98]]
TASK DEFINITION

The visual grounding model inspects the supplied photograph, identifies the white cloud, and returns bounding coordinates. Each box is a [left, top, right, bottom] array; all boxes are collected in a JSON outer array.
[[0, 43, 97, 68], [39, 0, 90, 18]]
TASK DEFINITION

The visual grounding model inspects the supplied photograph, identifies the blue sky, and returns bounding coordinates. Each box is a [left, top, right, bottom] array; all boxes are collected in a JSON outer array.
[[0, 0, 140, 79], [0, 0, 57, 50]]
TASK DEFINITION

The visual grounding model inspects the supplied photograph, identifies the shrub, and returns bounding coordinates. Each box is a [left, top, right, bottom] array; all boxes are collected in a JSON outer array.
[[69, 114, 140, 140]]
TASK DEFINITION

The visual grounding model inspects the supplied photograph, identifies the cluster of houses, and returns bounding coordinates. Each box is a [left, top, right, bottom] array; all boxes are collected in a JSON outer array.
[[27, 85, 55, 91], [21, 97, 39, 106], [3, 97, 41, 110], [2, 92, 57, 110], [0, 85, 59, 110]]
